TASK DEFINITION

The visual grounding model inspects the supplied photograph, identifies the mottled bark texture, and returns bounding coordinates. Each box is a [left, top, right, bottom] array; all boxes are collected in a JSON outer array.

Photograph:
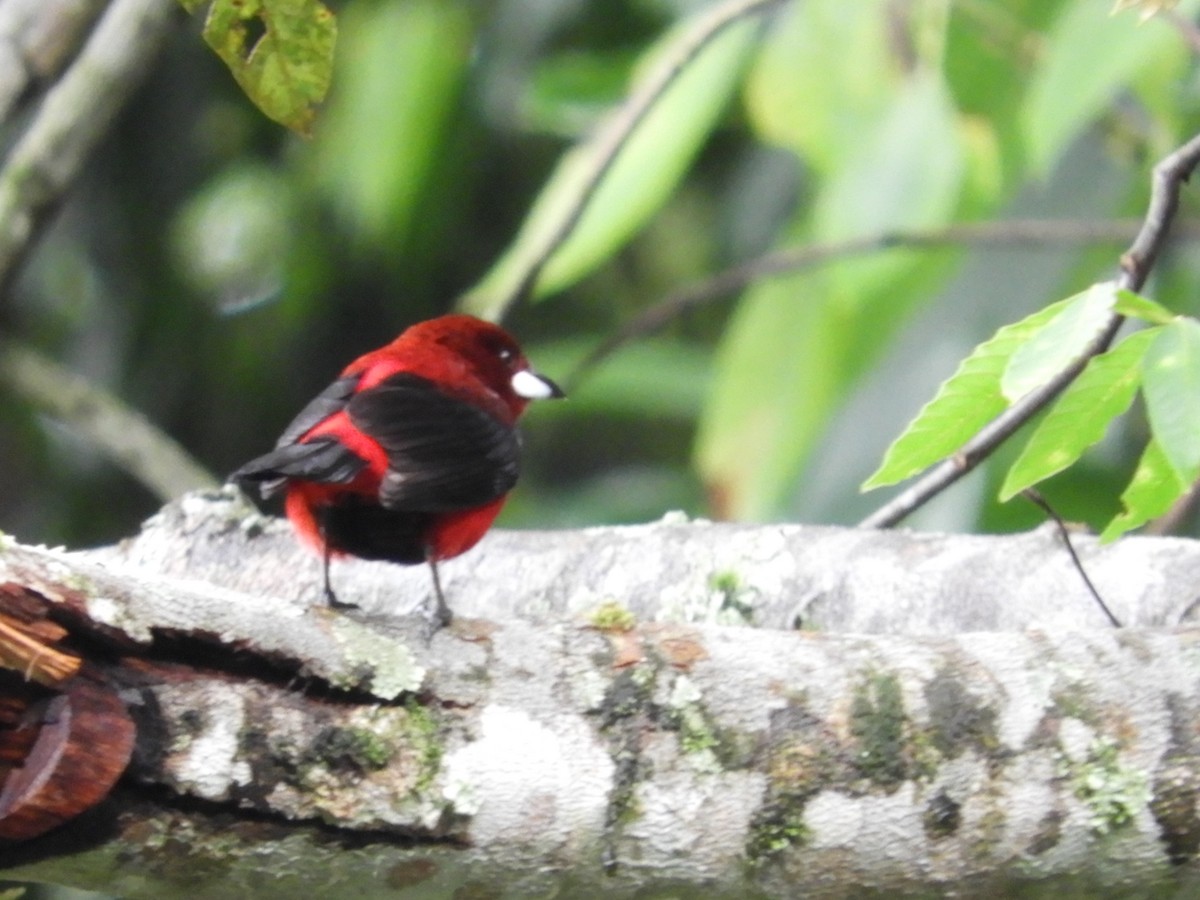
[[2, 488, 1200, 898]]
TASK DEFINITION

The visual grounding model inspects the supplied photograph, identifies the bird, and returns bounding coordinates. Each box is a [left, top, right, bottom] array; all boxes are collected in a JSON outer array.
[[230, 313, 563, 625]]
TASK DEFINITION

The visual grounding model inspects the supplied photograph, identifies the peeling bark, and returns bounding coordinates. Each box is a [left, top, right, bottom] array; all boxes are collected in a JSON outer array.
[[1, 489, 1200, 897]]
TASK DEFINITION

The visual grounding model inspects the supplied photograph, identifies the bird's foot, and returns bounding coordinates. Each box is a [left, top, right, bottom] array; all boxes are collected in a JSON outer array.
[[325, 585, 359, 611], [419, 595, 452, 642]]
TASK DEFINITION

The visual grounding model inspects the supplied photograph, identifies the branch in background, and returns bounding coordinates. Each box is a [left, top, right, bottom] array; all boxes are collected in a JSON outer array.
[[0, 341, 219, 500], [0, 0, 177, 296], [0, 0, 215, 502], [0, 0, 108, 121], [861, 131, 1200, 529], [489, 0, 785, 322], [568, 217, 1200, 390]]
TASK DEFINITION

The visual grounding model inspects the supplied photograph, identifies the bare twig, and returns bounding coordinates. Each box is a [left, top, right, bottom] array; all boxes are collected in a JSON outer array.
[[0, 0, 176, 295], [567, 217, 1194, 389], [0, 341, 218, 500], [1022, 489, 1121, 628], [469, 0, 784, 324], [860, 131, 1200, 529]]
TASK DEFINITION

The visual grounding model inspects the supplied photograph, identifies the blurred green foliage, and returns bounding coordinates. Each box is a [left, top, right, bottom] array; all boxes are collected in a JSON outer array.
[[5, 0, 1200, 550]]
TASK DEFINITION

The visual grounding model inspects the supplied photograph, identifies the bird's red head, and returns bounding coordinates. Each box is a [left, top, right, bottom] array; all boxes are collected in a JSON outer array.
[[352, 314, 564, 423]]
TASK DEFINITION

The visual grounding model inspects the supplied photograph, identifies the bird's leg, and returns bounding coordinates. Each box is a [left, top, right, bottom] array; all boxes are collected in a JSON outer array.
[[425, 553, 452, 631], [320, 530, 357, 610]]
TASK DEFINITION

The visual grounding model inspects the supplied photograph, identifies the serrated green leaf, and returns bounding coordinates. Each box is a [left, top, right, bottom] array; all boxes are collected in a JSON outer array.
[[1142, 317, 1200, 483], [460, 11, 759, 318], [1100, 438, 1186, 541], [1001, 282, 1117, 402], [1115, 288, 1177, 325], [999, 328, 1157, 501], [199, 0, 336, 135], [862, 298, 1073, 491]]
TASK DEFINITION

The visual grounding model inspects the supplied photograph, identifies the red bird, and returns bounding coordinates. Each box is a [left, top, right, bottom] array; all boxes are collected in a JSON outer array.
[[231, 314, 563, 624]]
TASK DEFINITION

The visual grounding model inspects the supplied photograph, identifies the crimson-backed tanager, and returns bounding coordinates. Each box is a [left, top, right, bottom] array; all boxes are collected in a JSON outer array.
[[231, 314, 563, 624]]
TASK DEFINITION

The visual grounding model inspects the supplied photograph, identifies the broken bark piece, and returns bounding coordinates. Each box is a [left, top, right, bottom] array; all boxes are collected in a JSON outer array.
[[0, 584, 135, 842], [0, 677, 135, 841]]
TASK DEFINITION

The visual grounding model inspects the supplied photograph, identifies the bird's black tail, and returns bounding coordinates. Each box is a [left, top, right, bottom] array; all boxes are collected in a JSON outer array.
[[230, 438, 367, 499]]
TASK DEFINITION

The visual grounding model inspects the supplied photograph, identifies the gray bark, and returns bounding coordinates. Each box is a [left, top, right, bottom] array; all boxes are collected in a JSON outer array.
[[2, 487, 1200, 898]]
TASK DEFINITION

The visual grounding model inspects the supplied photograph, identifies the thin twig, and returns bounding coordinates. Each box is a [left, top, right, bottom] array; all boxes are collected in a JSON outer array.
[[567, 217, 1195, 389], [1022, 489, 1122, 628], [0, 341, 219, 501], [860, 131, 1200, 529], [0, 0, 108, 122], [476, 0, 785, 323], [0, 0, 177, 296]]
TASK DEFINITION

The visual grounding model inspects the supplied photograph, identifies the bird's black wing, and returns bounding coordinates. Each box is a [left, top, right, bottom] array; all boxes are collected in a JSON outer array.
[[347, 373, 520, 513], [274, 374, 360, 448], [230, 374, 367, 498]]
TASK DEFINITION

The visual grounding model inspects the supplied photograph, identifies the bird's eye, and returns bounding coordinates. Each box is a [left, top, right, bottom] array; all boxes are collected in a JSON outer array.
[[497, 346, 515, 363]]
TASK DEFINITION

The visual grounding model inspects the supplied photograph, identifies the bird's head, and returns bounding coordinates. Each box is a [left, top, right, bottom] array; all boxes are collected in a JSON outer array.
[[405, 314, 564, 420]]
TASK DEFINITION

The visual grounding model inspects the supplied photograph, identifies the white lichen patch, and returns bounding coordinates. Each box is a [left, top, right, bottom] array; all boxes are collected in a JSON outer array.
[[442, 775, 481, 817], [655, 529, 795, 627], [805, 785, 924, 863], [669, 674, 702, 708], [568, 666, 610, 713], [440, 704, 613, 855], [1057, 717, 1098, 763], [622, 763, 765, 877], [328, 614, 425, 698], [87, 594, 152, 641], [166, 687, 253, 801]]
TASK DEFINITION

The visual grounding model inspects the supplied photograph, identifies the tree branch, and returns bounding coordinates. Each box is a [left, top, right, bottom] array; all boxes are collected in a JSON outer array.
[[0, 0, 176, 295], [0, 340, 219, 499], [568, 217, 1191, 389], [860, 131, 1200, 529], [0, 0, 108, 122], [4, 491, 1200, 895], [0, 1, 218, 504], [473, 0, 785, 323]]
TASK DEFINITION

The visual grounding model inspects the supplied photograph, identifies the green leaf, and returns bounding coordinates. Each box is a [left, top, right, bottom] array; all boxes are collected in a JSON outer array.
[[197, 0, 336, 135], [699, 73, 966, 518], [461, 10, 760, 317], [1100, 438, 1186, 541], [999, 328, 1157, 501], [1022, 0, 1197, 174], [1141, 317, 1200, 483], [862, 298, 1072, 491], [744, 0, 894, 175], [523, 50, 637, 138], [1114, 288, 1177, 325], [1001, 282, 1117, 402], [311, 1, 469, 243]]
